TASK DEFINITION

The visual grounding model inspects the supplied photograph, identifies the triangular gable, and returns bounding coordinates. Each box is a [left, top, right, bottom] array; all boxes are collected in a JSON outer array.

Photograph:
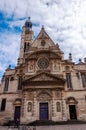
[[23, 72, 65, 84], [31, 26, 56, 48]]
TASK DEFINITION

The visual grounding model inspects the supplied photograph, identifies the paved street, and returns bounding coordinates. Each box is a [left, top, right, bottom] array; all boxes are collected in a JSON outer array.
[[0, 124, 86, 130]]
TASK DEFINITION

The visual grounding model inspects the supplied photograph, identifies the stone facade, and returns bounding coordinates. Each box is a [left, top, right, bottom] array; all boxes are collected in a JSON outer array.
[[0, 18, 86, 125]]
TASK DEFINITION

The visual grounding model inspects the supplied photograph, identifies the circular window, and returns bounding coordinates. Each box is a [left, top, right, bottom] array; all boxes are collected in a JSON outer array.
[[38, 57, 49, 69], [41, 40, 46, 46]]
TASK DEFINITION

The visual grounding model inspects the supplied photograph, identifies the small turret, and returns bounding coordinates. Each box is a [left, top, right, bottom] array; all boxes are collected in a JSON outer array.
[[69, 53, 72, 61], [18, 17, 34, 65], [25, 17, 32, 32]]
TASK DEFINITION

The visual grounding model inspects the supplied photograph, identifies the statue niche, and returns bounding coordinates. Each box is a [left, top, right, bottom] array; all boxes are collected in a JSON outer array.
[[28, 61, 35, 72], [52, 60, 60, 72], [28, 102, 32, 112]]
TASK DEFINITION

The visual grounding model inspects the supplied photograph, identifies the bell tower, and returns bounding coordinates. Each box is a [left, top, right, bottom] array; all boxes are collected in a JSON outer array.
[[18, 17, 34, 65]]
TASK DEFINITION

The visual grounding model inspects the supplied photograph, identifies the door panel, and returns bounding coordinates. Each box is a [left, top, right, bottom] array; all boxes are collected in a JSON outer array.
[[39, 103, 49, 120], [69, 105, 77, 120], [14, 106, 21, 122]]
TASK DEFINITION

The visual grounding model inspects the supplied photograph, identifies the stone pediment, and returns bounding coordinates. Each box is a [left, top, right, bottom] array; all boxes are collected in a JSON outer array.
[[23, 72, 65, 85], [31, 26, 56, 48]]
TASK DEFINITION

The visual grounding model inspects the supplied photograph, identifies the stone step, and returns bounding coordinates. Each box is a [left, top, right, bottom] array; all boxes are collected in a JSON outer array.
[[27, 120, 86, 126]]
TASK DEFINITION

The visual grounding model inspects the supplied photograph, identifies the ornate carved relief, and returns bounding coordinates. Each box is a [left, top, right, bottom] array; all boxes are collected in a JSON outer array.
[[23, 91, 34, 99], [28, 61, 35, 72], [14, 99, 22, 106], [32, 73, 55, 81], [66, 97, 78, 104], [28, 92, 34, 99], [52, 60, 60, 72], [37, 90, 52, 101], [55, 91, 61, 99]]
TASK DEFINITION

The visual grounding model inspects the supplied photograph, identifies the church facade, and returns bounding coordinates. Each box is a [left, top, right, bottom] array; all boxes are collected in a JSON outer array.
[[0, 18, 86, 125]]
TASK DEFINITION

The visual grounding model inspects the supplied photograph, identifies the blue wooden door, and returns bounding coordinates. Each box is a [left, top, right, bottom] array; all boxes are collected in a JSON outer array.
[[14, 106, 21, 122], [40, 103, 49, 120]]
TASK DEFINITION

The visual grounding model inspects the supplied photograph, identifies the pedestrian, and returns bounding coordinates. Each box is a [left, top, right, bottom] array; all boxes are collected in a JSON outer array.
[[16, 118, 20, 128], [8, 126, 12, 130]]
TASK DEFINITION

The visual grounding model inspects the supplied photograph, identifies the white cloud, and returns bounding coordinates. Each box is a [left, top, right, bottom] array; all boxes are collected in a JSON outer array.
[[0, 0, 86, 80], [0, 31, 20, 80]]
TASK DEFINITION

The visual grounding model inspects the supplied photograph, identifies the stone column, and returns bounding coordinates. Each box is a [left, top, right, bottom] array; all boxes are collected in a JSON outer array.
[[61, 91, 67, 120], [52, 91, 56, 117], [33, 91, 37, 117], [22, 91, 28, 118]]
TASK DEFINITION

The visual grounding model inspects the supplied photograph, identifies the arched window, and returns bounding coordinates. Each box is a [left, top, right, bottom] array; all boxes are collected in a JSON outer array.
[[66, 73, 72, 89], [18, 76, 22, 90], [28, 102, 32, 112], [24, 42, 30, 52], [81, 73, 86, 88], [24, 42, 26, 52], [56, 102, 61, 112], [4, 78, 9, 91], [1, 98, 6, 111]]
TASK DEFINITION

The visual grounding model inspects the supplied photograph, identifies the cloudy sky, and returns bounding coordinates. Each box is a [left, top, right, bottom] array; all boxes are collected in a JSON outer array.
[[0, 0, 86, 81]]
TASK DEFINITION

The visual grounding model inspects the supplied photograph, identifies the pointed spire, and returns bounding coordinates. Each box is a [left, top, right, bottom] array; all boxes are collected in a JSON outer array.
[[41, 25, 45, 38]]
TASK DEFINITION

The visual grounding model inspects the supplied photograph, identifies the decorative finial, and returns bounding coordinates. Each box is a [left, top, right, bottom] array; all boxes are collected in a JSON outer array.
[[56, 43, 59, 48], [84, 57, 86, 63], [42, 25, 44, 29], [8, 64, 11, 69], [79, 58, 82, 63], [28, 17, 30, 20]]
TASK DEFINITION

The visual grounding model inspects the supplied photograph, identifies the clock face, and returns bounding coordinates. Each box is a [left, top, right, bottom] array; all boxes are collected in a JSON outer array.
[[38, 57, 49, 69]]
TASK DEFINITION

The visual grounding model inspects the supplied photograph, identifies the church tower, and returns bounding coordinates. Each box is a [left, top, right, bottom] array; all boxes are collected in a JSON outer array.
[[18, 17, 34, 64]]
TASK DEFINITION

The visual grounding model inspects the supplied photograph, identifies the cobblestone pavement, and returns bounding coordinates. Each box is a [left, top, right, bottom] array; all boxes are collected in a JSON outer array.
[[0, 124, 86, 130]]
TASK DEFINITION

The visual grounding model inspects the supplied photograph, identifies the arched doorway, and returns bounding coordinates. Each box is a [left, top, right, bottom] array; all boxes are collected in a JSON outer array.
[[66, 97, 78, 120], [37, 90, 52, 121]]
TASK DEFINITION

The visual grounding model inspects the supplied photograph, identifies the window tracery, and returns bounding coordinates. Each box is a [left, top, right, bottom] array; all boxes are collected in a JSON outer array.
[[38, 57, 49, 69]]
